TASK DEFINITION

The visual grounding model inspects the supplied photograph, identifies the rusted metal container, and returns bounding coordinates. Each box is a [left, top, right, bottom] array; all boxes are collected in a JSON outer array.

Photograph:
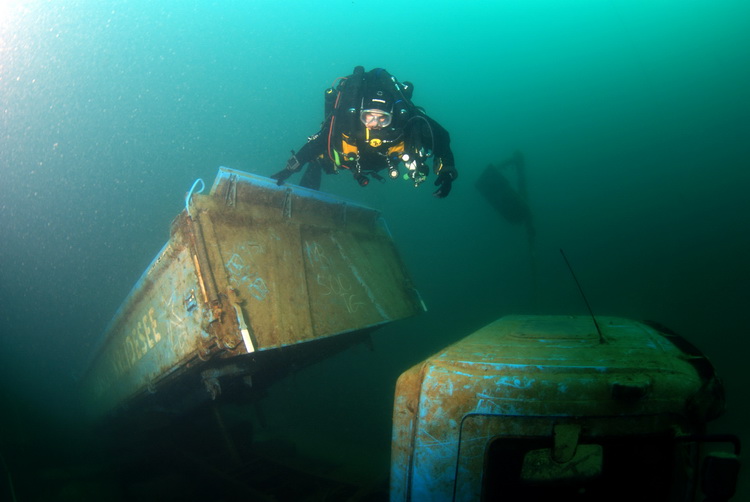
[[390, 315, 731, 501], [81, 167, 423, 420]]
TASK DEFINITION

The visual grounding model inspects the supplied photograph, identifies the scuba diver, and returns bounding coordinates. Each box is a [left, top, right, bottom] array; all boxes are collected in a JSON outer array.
[[271, 66, 458, 198]]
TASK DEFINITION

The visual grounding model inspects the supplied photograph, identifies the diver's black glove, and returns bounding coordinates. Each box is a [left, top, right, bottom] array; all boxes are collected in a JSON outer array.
[[270, 151, 302, 186], [433, 169, 456, 198], [270, 168, 293, 186]]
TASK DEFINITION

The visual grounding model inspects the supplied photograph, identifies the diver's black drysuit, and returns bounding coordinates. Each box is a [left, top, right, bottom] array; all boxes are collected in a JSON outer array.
[[271, 66, 458, 198]]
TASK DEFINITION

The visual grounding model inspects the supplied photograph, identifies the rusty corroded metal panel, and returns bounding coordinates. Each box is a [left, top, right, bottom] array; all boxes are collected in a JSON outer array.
[[82, 168, 423, 420], [390, 315, 724, 501]]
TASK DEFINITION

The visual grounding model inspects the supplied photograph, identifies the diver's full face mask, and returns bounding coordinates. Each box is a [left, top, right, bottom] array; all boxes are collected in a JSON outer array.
[[360, 110, 392, 129]]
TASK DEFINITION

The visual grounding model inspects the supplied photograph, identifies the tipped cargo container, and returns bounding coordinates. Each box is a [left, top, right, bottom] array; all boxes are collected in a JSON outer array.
[[81, 168, 424, 420]]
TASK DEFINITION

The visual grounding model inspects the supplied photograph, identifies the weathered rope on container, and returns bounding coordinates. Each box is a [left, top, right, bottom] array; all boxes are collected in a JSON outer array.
[[185, 178, 205, 217]]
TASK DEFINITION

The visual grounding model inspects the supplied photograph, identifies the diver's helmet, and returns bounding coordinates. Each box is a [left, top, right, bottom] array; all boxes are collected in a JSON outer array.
[[360, 89, 394, 129]]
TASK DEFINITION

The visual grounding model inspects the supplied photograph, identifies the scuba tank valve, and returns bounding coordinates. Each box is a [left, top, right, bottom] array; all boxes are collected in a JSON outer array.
[[324, 87, 337, 118]]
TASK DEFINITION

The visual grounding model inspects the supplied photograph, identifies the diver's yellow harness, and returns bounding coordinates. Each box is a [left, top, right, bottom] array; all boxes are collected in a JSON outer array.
[[331, 130, 406, 173]]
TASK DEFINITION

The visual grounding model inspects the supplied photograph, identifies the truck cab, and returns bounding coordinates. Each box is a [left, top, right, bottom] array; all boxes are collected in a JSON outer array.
[[391, 315, 739, 501]]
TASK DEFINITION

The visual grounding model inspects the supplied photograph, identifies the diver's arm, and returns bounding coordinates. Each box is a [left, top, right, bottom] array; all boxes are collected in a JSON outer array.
[[295, 130, 328, 164], [271, 129, 328, 185], [419, 115, 457, 198], [423, 116, 457, 179]]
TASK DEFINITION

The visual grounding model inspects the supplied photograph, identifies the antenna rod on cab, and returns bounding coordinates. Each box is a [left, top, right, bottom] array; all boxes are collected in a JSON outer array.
[[559, 249, 605, 344]]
